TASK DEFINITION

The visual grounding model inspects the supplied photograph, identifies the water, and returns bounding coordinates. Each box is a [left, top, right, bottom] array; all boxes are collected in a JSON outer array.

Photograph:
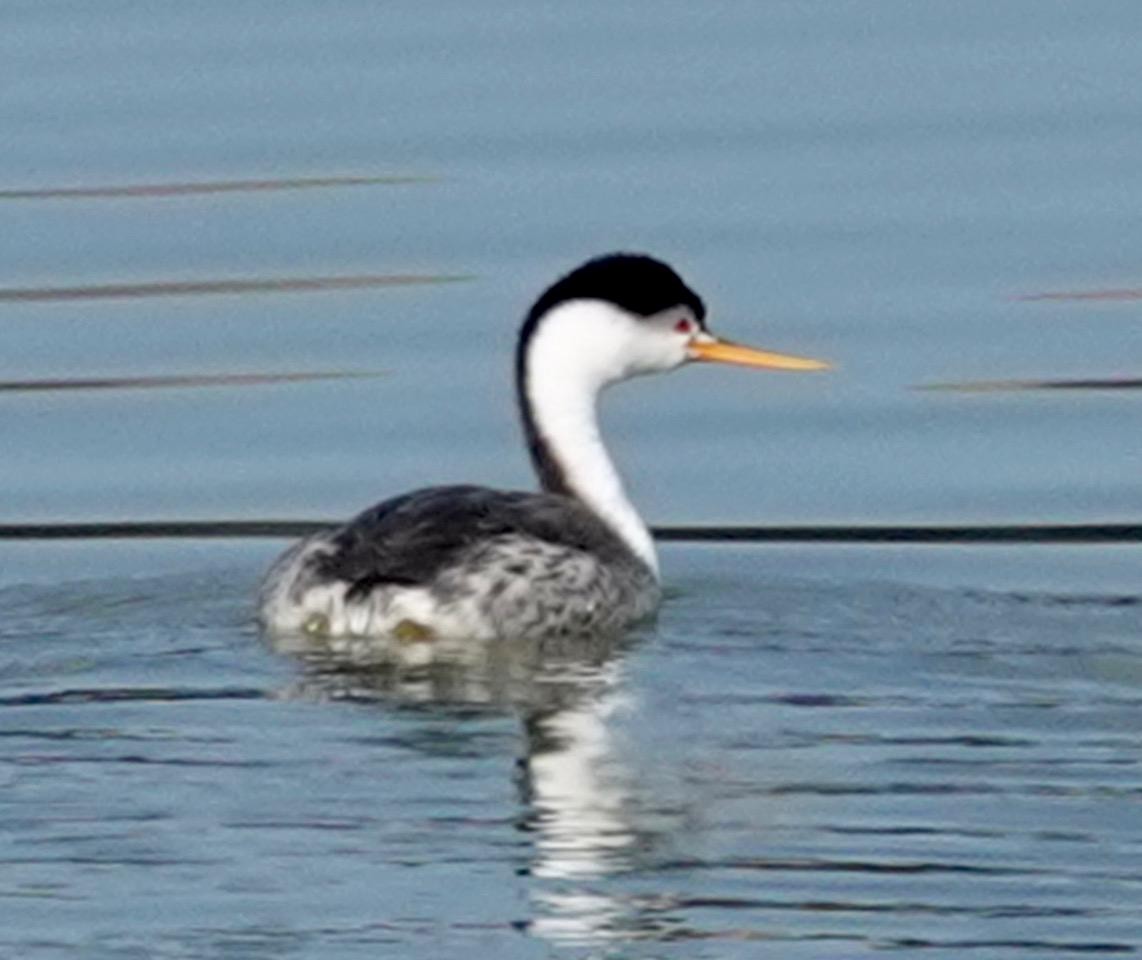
[[2, 2, 1142, 956], [2, 543, 1141, 957]]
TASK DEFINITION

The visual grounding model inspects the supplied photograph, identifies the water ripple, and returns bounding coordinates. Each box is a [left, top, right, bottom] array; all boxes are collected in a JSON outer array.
[[0, 272, 467, 303], [0, 371, 383, 394], [0, 173, 430, 200], [0, 686, 265, 707]]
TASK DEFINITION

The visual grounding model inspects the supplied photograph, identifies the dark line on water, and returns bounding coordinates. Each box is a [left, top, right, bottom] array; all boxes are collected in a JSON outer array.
[[0, 371, 384, 394], [0, 273, 467, 303], [0, 521, 331, 540], [0, 174, 431, 200], [0, 686, 265, 707], [657, 524, 1142, 544], [0, 521, 1139, 543], [886, 937, 1133, 953], [1020, 288, 1142, 302], [917, 377, 1142, 393]]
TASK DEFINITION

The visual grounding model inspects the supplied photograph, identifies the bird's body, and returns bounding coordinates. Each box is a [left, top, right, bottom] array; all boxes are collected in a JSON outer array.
[[259, 485, 658, 661], [258, 254, 826, 661]]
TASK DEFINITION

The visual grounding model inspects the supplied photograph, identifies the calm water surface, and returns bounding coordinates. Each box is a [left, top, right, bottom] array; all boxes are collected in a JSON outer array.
[[1, 542, 1141, 958], [2, 2, 1142, 956]]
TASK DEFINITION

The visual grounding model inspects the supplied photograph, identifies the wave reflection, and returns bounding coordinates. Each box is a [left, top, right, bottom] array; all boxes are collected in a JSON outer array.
[[0, 371, 383, 395], [0, 174, 431, 201], [0, 273, 466, 304]]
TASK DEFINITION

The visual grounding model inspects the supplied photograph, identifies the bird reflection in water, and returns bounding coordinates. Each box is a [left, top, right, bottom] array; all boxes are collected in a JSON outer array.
[[268, 628, 669, 946]]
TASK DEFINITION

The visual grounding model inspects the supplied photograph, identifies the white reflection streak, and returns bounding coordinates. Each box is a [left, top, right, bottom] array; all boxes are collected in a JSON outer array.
[[526, 661, 636, 942]]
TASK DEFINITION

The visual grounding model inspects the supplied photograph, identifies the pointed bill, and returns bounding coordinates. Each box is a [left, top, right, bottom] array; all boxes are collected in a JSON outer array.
[[688, 336, 830, 371]]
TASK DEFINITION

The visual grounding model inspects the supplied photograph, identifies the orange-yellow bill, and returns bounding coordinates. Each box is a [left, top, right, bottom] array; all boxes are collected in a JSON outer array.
[[688, 336, 831, 371]]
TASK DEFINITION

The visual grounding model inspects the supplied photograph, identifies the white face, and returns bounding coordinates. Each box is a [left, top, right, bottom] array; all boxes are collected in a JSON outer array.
[[528, 299, 706, 391], [629, 304, 708, 376], [530, 297, 829, 393]]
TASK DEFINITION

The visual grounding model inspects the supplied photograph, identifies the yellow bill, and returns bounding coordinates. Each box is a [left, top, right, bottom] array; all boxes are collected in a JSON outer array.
[[688, 336, 831, 371]]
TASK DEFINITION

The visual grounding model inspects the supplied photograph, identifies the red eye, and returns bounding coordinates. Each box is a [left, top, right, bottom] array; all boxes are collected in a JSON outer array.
[[674, 318, 693, 334]]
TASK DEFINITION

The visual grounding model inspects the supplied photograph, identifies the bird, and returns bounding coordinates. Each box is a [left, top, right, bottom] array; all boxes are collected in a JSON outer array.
[[258, 253, 828, 663]]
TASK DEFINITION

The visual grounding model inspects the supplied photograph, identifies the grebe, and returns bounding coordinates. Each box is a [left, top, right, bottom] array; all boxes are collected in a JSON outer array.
[[258, 253, 828, 661]]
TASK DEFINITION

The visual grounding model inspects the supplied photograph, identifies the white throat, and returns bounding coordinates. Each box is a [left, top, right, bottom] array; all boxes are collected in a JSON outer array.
[[522, 301, 660, 577]]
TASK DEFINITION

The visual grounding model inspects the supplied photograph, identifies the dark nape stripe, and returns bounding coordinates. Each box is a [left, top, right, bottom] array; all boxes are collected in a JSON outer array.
[[514, 313, 571, 497], [517, 406, 574, 495], [0, 520, 1139, 543], [515, 363, 573, 496]]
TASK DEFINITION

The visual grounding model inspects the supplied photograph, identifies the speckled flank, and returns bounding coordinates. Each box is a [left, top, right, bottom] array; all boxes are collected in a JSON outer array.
[[258, 527, 658, 665]]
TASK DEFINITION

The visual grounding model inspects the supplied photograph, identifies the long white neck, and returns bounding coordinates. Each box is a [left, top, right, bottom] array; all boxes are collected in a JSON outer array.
[[518, 302, 659, 577]]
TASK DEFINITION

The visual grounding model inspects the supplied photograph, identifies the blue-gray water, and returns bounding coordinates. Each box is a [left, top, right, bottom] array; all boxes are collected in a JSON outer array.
[[2, 2, 1141, 956]]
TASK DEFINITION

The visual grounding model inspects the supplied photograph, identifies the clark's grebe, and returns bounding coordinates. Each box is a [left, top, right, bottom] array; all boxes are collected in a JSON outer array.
[[258, 253, 828, 661]]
